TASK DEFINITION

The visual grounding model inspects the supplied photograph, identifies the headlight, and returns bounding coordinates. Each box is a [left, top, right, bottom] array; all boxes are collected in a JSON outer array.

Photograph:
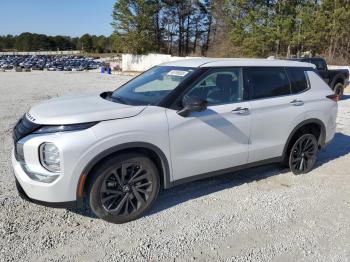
[[39, 143, 60, 173], [33, 122, 97, 134]]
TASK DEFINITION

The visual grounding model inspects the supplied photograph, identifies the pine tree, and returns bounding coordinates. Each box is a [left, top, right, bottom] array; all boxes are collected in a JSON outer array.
[[112, 0, 160, 54]]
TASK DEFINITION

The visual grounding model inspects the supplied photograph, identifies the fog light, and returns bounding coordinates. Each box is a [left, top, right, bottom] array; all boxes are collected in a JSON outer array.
[[22, 164, 59, 183], [39, 143, 60, 173]]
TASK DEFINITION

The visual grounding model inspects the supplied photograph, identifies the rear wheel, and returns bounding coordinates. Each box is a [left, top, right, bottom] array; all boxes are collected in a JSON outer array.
[[333, 82, 344, 99], [289, 134, 318, 175], [88, 153, 160, 224]]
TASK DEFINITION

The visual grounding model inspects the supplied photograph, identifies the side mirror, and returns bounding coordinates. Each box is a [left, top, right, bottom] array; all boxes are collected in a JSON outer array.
[[177, 96, 208, 117]]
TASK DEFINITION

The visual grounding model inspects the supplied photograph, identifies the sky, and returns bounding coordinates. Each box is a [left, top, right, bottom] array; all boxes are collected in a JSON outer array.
[[0, 0, 116, 37]]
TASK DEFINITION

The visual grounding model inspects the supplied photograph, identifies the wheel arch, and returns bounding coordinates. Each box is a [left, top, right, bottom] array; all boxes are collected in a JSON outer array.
[[76, 142, 172, 201], [282, 118, 326, 161], [330, 74, 346, 89]]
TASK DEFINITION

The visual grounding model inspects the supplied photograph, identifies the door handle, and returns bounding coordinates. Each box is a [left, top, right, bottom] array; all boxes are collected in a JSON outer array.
[[290, 99, 304, 106], [232, 107, 249, 115]]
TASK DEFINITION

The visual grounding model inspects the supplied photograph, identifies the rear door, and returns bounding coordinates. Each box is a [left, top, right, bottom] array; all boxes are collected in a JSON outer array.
[[246, 67, 306, 163], [166, 68, 251, 181]]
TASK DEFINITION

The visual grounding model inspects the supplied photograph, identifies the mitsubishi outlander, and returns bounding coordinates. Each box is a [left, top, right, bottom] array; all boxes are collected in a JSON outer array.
[[12, 58, 338, 223]]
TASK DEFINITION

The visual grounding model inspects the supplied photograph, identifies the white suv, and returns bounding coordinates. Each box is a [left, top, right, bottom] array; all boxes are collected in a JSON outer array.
[[12, 58, 338, 223]]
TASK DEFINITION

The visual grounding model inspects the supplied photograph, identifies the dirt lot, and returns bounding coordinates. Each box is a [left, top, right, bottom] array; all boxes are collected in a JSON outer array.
[[1, 71, 350, 262]]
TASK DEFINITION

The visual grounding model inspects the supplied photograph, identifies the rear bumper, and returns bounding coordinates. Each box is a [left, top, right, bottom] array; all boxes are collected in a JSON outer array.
[[325, 123, 336, 146]]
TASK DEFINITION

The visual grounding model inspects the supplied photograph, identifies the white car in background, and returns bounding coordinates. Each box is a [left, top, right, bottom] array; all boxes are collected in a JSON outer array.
[[12, 58, 338, 223]]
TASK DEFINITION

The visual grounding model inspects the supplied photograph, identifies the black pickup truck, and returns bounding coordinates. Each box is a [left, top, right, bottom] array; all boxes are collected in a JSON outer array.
[[291, 57, 349, 98]]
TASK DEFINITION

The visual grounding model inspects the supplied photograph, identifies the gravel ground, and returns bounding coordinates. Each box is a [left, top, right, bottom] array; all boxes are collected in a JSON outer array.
[[0, 71, 350, 262]]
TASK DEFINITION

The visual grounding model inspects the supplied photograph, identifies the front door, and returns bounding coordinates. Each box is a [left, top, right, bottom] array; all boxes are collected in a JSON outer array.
[[166, 68, 251, 181]]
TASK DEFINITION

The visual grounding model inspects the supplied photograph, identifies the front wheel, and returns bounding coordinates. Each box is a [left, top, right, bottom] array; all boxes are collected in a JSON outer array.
[[289, 134, 318, 175], [88, 153, 160, 224]]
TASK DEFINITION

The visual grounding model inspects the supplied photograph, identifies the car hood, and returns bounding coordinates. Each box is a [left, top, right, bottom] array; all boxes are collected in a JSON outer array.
[[27, 93, 146, 125]]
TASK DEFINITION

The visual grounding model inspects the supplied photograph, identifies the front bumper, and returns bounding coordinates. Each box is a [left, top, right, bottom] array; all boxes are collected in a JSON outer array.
[[12, 149, 78, 207], [14, 177, 77, 208], [11, 126, 97, 205]]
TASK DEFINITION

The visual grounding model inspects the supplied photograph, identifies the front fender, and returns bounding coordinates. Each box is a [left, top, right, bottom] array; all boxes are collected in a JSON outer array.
[[70, 108, 172, 201]]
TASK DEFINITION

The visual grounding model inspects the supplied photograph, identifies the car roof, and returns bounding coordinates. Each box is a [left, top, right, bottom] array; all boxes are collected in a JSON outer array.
[[160, 58, 314, 68], [291, 57, 323, 60]]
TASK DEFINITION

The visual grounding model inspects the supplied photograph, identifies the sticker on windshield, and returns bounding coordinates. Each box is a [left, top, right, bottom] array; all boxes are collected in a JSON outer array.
[[167, 70, 189, 77]]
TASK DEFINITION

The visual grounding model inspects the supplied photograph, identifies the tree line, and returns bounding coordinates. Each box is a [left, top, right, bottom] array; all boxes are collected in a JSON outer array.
[[0, 33, 116, 53], [112, 0, 350, 64], [211, 0, 350, 64], [112, 0, 212, 56], [1, 0, 349, 64]]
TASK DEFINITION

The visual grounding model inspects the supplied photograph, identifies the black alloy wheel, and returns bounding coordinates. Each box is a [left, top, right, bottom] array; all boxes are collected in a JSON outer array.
[[100, 163, 153, 214], [289, 134, 318, 175], [88, 154, 160, 224]]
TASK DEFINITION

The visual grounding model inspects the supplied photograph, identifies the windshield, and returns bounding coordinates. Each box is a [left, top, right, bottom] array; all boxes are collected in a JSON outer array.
[[111, 66, 195, 105]]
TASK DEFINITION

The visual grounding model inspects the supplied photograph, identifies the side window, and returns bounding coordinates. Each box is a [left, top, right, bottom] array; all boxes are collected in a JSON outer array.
[[245, 67, 291, 99], [185, 68, 244, 106], [315, 60, 327, 71], [307, 59, 326, 71], [286, 68, 308, 94]]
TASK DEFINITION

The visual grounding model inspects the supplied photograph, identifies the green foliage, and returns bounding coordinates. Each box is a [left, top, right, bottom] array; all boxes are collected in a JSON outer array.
[[112, 0, 160, 53], [79, 34, 94, 52], [221, 0, 350, 62], [1, 0, 349, 63], [0, 33, 115, 53], [111, 0, 212, 55]]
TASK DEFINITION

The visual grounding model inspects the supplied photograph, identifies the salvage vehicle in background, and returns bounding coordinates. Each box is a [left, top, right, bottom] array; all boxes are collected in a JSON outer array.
[[291, 57, 349, 98], [0, 55, 101, 72], [12, 58, 338, 223]]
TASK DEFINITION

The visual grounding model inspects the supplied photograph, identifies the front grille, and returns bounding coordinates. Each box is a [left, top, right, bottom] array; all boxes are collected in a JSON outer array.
[[13, 114, 41, 160], [13, 114, 41, 143]]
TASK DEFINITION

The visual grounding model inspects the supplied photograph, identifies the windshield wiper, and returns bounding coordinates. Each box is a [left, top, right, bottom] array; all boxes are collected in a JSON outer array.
[[110, 95, 128, 105]]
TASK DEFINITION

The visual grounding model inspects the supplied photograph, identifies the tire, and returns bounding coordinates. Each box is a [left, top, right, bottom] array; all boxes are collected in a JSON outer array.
[[88, 153, 160, 224], [333, 82, 344, 99], [288, 134, 318, 175]]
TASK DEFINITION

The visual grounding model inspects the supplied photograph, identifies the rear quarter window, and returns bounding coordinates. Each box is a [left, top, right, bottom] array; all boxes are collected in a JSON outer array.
[[245, 67, 291, 99], [304, 59, 327, 71], [286, 68, 309, 93]]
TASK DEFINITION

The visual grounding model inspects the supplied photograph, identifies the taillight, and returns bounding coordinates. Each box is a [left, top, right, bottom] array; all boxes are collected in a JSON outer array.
[[326, 94, 339, 102]]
